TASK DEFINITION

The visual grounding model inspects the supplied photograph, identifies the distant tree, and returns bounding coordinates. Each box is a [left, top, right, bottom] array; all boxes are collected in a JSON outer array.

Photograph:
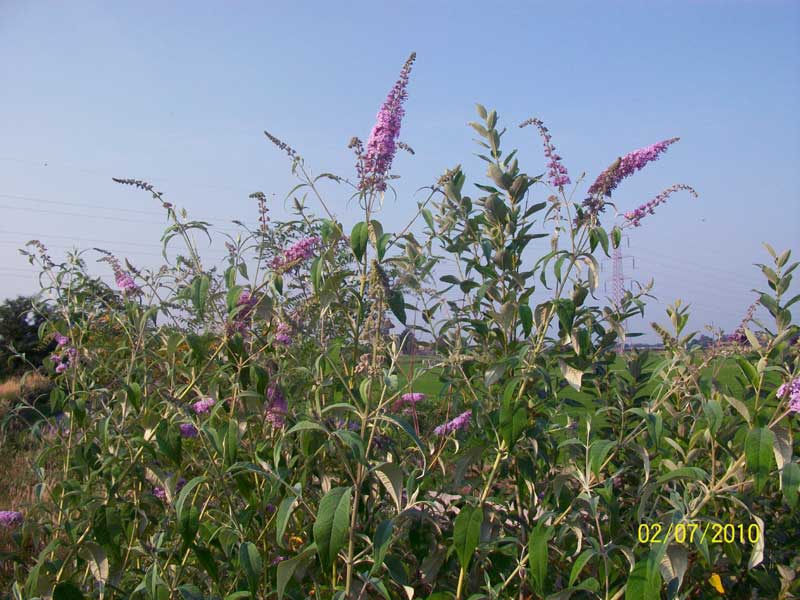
[[0, 295, 54, 378]]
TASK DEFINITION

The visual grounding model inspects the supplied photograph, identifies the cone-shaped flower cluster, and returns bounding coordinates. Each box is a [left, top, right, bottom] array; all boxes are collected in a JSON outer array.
[[433, 410, 472, 436], [270, 236, 321, 271], [777, 378, 800, 413], [0, 510, 23, 529], [359, 53, 416, 192], [588, 137, 680, 198], [265, 383, 287, 428], [191, 397, 216, 415]]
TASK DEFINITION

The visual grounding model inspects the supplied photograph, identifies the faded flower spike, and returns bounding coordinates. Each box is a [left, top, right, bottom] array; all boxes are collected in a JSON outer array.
[[264, 130, 298, 158]]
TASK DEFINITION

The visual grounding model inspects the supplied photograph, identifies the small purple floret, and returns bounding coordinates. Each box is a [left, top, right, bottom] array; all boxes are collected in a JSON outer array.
[[192, 397, 216, 415], [179, 423, 198, 438], [0, 510, 23, 529], [433, 410, 472, 436]]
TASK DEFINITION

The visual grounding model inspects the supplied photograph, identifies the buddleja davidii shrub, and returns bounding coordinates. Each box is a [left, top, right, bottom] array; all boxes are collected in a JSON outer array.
[[410, 105, 666, 599], [639, 245, 799, 596], [14, 182, 353, 597]]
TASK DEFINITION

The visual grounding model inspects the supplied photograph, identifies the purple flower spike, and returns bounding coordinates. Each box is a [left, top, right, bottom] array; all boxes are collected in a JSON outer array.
[[358, 53, 416, 192], [433, 410, 472, 436], [520, 118, 571, 188], [623, 184, 698, 227], [192, 397, 216, 415], [265, 383, 287, 428], [778, 378, 800, 413], [0, 510, 23, 529], [54, 333, 69, 347], [179, 423, 199, 438], [275, 322, 292, 345], [270, 236, 321, 271], [588, 137, 680, 199]]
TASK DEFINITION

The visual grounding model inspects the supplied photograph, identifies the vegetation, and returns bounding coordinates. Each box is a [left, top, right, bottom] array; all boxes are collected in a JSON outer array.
[[1, 54, 798, 600]]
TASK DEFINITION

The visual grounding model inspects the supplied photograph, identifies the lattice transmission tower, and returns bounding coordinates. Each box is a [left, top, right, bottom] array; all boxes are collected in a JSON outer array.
[[602, 236, 635, 351]]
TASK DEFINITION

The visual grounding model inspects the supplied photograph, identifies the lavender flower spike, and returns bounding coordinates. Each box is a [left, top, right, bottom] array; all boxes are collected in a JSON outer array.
[[777, 378, 800, 413], [623, 184, 698, 227], [191, 397, 216, 415], [0, 510, 23, 529], [433, 410, 472, 436], [265, 383, 288, 428], [360, 52, 416, 192], [179, 423, 199, 438], [588, 137, 680, 198], [520, 118, 570, 188]]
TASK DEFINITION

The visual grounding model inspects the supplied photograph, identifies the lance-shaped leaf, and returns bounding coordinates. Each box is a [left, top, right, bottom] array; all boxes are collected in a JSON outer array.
[[313, 486, 352, 571], [453, 505, 483, 570], [745, 427, 775, 494]]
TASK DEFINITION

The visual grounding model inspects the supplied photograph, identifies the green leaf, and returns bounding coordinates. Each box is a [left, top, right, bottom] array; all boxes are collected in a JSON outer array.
[[611, 226, 622, 249], [193, 545, 220, 583], [313, 486, 352, 571], [174, 476, 206, 523], [528, 523, 553, 595], [655, 467, 707, 484], [782, 462, 800, 509], [499, 391, 527, 451], [178, 585, 204, 600], [287, 420, 328, 435], [178, 505, 200, 546], [746, 427, 776, 494], [736, 357, 759, 390], [310, 257, 323, 294], [453, 505, 483, 570], [519, 304, 532, 337], [371, 519, 394, 575], [569, 549, 595, 586], [374, 463, 404, 513], [350, 222, 368, 261], [625, 554, 661, 600], [277, 545, 317, 600], [389, 289, 407, 324], [723, 394, 751, 425], [239, 542, 262, 594], [421, 207, 435, 231], [377, 232, 392, 261], [589, 440, 616, 476], [703, 401, 723, 434], [276, 495, 299, 548], [190, 274, 211, 319], [54, 583, 85, 600]]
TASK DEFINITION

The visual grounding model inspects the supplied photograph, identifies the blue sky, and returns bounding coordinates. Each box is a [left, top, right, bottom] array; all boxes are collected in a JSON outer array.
[[1, 0, 798, 339]]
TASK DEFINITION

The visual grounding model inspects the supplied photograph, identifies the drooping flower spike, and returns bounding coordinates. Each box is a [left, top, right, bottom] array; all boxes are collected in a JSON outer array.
[[520, 117, 570, 189], [588, 137, 680, 199], [624, 184, 698, 227]]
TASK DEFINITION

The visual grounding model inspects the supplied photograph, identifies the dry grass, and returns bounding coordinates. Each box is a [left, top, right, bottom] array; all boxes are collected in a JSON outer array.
[[0, 372, 57, 586], [0, 371, 52, 426]]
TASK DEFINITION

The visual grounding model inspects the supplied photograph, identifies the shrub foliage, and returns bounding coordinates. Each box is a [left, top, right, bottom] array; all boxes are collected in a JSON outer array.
[[4, 55, 799, 599]]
